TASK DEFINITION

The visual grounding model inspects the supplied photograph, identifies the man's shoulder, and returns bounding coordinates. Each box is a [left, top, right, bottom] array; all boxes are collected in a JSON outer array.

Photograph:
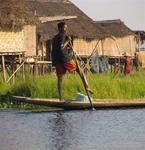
[[53, 34, 59, 40], [53, 33, 67, 39]]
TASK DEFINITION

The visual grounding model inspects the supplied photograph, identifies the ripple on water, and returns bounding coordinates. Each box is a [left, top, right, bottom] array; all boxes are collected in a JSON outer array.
[[0, 109, 145, 150]]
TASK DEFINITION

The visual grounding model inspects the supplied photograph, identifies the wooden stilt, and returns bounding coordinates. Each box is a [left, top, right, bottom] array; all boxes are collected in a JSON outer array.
[[42, 42, 45, 75], [11, 62, 15, 84], [22, 63, 25, 80], [2, 55, 6, 82], [33, 63, 39, 76]]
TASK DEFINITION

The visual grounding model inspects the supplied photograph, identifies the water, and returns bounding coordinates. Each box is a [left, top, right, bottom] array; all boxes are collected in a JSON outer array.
[[0, 108, 145, 150]]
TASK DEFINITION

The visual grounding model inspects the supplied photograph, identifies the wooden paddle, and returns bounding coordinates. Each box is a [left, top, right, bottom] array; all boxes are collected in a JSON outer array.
[[67, 39, 94, 110]]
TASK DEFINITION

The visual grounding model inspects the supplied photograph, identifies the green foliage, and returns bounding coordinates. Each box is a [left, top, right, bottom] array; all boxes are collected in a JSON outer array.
[[1, 71, 145, 109], [0, 82, 11, 96], [87, 70, 145, 99], [10, 71, 145, 99]]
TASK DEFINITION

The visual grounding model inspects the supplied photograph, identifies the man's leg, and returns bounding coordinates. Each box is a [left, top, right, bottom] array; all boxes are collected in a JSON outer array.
[[57, 75, 63, 101], [55, 64, 66, 101]]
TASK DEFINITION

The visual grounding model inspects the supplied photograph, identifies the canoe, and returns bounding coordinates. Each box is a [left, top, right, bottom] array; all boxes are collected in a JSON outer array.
[[12, 96, 145, 110]]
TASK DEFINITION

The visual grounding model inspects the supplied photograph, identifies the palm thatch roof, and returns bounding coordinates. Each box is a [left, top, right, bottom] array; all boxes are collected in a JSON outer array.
[[95, 19, 135, 38], [0, 0, 38, 31], [25, 0, 106, 40]]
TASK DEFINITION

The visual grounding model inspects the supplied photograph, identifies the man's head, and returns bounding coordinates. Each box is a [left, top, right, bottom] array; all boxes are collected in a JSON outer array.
[[57, 21, 68, 34], [123, 52, 130, 57]]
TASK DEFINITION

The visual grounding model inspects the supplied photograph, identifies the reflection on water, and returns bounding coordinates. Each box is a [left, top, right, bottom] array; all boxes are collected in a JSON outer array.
[[0, 109, 145, 150], [50, 113, 73, 150]]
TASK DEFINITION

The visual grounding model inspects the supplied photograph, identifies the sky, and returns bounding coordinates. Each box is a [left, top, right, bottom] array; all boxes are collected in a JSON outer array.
[[70, 0, 145, 31]]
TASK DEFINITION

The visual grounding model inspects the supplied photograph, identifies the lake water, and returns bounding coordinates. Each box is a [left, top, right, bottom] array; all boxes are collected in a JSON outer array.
[[0, 108, 145, 150]]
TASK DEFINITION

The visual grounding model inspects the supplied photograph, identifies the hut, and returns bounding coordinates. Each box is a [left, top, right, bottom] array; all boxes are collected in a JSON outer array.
[[25, 0, 105, 61], [0, 0, 37, 81], [25, 1, 138, 72], [0, 0, 37, 57], [95, 19, 137, 57]]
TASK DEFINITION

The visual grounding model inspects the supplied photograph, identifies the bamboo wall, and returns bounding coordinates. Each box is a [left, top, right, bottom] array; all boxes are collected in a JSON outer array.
[[73, 35, 137, 57], [0, 25, 36, 56], [102, 35, 137, 57], [0, 30, 24, 52], [73, 38, 102, 56]]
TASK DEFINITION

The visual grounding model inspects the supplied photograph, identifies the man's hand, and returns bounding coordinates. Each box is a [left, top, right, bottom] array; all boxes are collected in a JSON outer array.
[[62, 36, 72, 49], [65, 35, 71, 42]]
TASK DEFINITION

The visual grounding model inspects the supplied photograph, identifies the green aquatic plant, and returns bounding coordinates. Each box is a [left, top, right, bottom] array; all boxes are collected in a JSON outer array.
[[0, 71, 145, 108]]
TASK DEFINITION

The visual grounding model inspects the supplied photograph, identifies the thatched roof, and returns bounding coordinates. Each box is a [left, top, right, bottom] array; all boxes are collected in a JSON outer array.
[[95, 19, 135, 38], [25, 0, 105, 40], [0, 0, 38, 31]]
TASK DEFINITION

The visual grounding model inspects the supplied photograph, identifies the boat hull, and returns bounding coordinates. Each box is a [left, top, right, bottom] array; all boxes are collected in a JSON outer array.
[[11, 96, 145, 110]]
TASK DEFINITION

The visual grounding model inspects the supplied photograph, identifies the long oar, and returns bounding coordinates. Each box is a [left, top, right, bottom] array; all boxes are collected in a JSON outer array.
[[68, 42, 94, 110], [74, 52, 94, 109]]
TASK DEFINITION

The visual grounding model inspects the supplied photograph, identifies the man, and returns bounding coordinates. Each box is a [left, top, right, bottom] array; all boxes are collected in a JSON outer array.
[[51, 22, 93, 101], [123, 52, 132, 76]]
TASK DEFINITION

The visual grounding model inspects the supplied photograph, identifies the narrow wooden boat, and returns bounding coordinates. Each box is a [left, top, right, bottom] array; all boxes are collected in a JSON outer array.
[[12, 96, 145, 110]]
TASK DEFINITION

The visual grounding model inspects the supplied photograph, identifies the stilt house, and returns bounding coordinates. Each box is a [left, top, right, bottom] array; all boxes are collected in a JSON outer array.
[[0, 0, 37, 58], [26, 0, 104, 60], [95, 20, 137, 57]]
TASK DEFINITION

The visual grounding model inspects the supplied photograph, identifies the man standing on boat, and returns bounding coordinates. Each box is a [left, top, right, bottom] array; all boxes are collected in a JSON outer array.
[[51, 22, 93, 101]]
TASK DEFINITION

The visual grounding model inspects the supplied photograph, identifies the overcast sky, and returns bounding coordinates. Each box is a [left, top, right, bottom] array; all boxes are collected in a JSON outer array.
[[70, 0, 145, 31]]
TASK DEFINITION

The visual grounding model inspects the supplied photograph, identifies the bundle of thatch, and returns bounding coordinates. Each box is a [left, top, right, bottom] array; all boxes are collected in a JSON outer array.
[[0, 0, 38, 31]]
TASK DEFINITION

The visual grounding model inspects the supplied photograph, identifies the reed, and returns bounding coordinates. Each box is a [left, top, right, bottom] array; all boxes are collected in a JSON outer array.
[[11, 71, 145, 99], [0, 70, 145, 109]]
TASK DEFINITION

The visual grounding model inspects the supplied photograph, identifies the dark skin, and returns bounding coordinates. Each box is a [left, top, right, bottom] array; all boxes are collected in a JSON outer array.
[[57, 24, 68, 101], [57, 24, 93, 101]]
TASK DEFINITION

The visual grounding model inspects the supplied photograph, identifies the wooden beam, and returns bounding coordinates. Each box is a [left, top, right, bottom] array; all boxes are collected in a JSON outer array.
[[7, 60, 26, 83], [39, 16, 77, 23], [0, 51, 25, 56]]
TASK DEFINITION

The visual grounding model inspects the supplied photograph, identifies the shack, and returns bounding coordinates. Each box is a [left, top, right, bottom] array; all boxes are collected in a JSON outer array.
[[25, 0, 105, 61], [95, 19, 137, 57], [0, 0, 37, 56], [0, 0, 37, 81]]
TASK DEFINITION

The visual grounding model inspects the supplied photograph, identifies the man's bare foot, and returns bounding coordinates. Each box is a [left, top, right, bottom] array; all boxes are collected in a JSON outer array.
[[59, 98, 64, 101]]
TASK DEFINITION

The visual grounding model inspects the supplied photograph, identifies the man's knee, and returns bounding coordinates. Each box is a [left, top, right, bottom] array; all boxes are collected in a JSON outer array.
[[57, 75, 63, 81]]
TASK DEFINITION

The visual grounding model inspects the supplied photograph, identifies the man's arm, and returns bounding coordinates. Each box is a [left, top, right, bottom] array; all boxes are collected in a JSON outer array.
[[60, 35, 71, 50]]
